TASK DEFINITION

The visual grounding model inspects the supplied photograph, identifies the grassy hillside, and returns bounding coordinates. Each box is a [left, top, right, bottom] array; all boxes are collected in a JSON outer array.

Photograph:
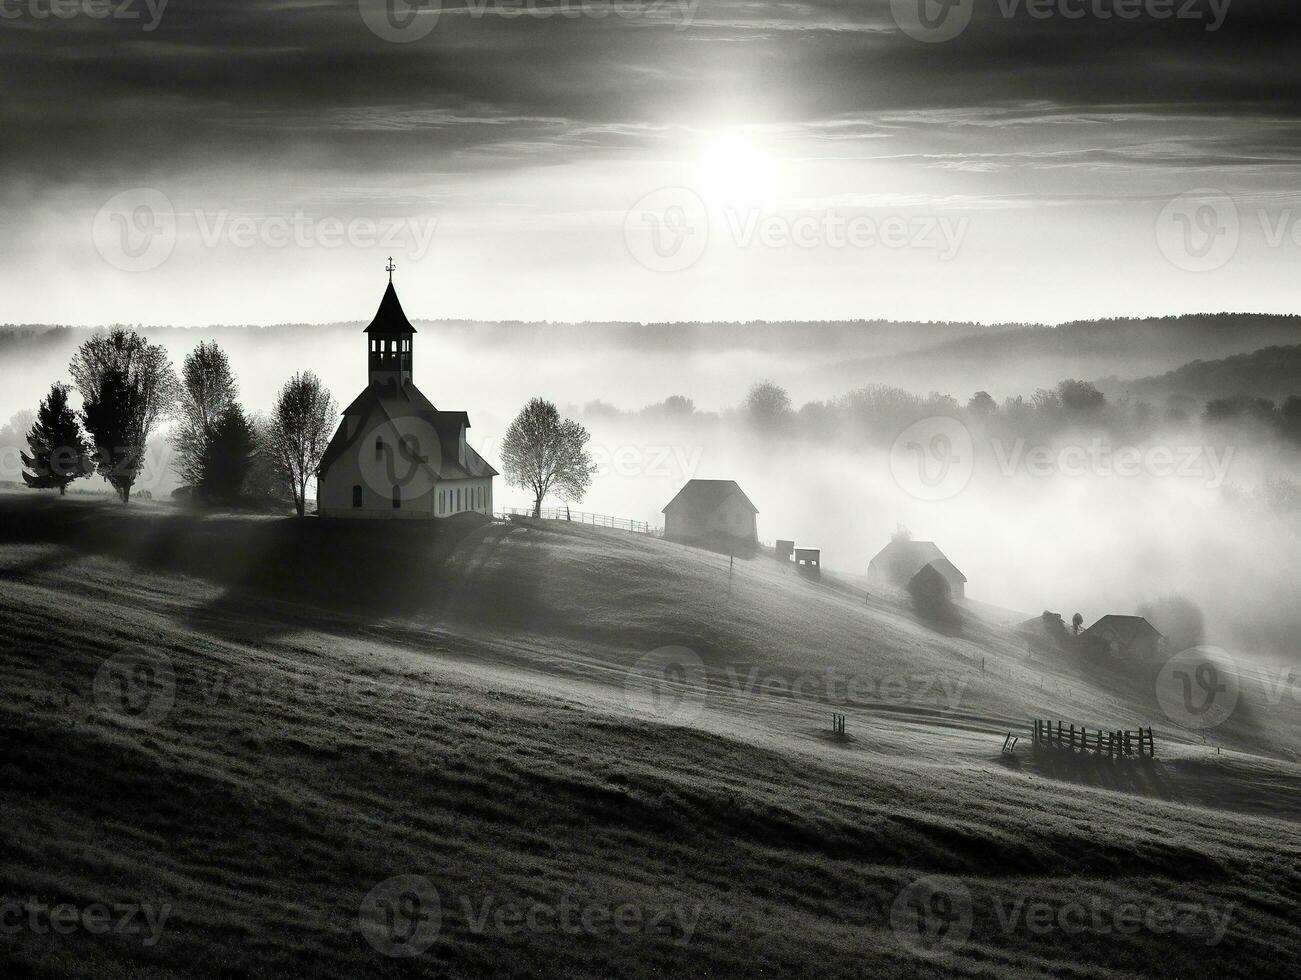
[[2, 493, 1300, 978]]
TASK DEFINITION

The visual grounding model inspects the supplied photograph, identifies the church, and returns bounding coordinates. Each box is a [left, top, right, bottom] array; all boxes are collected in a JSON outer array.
[[316, 267, 497, 519]]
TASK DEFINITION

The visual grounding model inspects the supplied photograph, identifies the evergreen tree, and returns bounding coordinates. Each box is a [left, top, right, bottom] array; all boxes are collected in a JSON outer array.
[[70, 329, 178, 504], [81, 365, 140, 502], [20, 383, 89, 495], [199, 405, 257, 503]]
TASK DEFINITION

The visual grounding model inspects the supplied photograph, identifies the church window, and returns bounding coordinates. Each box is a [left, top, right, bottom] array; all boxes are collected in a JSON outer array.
[[352, 485, 362, 508], [392, 484, 401, 509]]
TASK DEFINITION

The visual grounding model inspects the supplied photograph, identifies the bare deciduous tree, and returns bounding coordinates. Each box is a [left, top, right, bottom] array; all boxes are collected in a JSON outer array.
[[267, 372, 337, 516], [500, 397, 595, 517], [172, 341, 249, 499]]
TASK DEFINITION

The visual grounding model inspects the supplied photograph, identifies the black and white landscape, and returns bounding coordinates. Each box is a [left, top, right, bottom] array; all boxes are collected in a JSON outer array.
[[3, 3, 1301, 978]]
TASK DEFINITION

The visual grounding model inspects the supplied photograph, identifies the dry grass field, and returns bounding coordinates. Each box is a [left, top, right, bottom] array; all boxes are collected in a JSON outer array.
[[2, 492, 1300, 978]]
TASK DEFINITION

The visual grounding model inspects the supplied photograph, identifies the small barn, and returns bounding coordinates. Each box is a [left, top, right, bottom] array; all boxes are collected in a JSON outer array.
[[867, 530, 966, 600], [794, 547, 820, 579], [907, 561, 953, 607], [1081, 615, 1165, 662], [662, 480, 758, 550]]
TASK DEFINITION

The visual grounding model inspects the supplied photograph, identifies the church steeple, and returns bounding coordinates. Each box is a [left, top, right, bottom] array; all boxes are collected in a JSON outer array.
[[365, 259, 415, 389]]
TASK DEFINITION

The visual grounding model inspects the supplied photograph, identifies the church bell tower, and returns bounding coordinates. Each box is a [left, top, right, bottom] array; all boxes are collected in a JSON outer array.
[[365, 258, 415, 390]]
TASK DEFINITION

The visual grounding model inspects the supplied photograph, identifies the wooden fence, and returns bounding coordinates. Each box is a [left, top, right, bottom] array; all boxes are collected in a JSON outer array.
[[1032, 720, 1155, 758], [496, 507, 661, 536]]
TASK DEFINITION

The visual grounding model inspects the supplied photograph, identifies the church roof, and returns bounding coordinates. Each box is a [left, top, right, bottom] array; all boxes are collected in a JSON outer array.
[[661, 479, 758, 516], [364, 282, 417, 335], [317, 382, 498, 480]]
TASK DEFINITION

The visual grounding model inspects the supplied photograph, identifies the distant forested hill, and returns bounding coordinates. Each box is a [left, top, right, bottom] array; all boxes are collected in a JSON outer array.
[[1099, 344, 1301, 404]]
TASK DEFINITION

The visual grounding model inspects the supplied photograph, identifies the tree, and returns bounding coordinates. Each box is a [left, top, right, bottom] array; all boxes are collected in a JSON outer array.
[[200, 405, 257, 503], [967, 391, 996, 416], [70, 329, 177, 503], [500, 397, 596, 517], [242, 411, 291, 506], [1071, 612, 1084, 635], [1056, 379, 1106, 414], [171, 341, 240, 493], [1136, 595, 1205, 655], [21, 383, 89, 495], [267, 372, 337, 516], [745, 380, 792, 431]]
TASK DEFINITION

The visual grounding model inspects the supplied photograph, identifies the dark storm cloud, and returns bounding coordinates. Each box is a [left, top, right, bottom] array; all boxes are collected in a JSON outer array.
[[3, 0, 1301, 190]]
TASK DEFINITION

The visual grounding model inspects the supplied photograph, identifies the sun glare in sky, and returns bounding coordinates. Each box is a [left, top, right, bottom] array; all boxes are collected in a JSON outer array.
[[693, 132, 781, 210]]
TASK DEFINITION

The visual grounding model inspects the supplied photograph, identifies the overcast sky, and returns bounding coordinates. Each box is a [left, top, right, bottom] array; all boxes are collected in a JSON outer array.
[[3, 0, 1300, 325]]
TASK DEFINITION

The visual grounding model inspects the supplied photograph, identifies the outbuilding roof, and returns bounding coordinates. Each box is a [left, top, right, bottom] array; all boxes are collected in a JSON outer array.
[[661, 479, 758, 516]]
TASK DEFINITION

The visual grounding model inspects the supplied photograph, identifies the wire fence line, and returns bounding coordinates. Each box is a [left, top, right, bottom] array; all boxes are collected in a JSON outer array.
[[495, 507, 662, 536]]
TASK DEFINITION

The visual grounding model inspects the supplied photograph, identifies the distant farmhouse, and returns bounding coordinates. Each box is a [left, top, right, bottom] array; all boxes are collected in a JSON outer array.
[[1017, 611, 1069, 655], [1015, 611, 1166, 665], [1081, 615, 1165, 662], [867, 529, 967, 600], [316, 272, 497, 518], [662, 480, 758, 551]]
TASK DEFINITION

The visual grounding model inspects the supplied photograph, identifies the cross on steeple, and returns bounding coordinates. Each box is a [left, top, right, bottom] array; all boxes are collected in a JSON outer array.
[[385, 257, 396, 283]]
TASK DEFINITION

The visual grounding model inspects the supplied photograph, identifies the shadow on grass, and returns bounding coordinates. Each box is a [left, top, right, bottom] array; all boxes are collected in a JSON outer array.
[[0, 493, 493, 639]]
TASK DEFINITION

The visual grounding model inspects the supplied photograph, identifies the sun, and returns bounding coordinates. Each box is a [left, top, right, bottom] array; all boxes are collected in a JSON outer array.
[[693, 131, 780, 210]]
